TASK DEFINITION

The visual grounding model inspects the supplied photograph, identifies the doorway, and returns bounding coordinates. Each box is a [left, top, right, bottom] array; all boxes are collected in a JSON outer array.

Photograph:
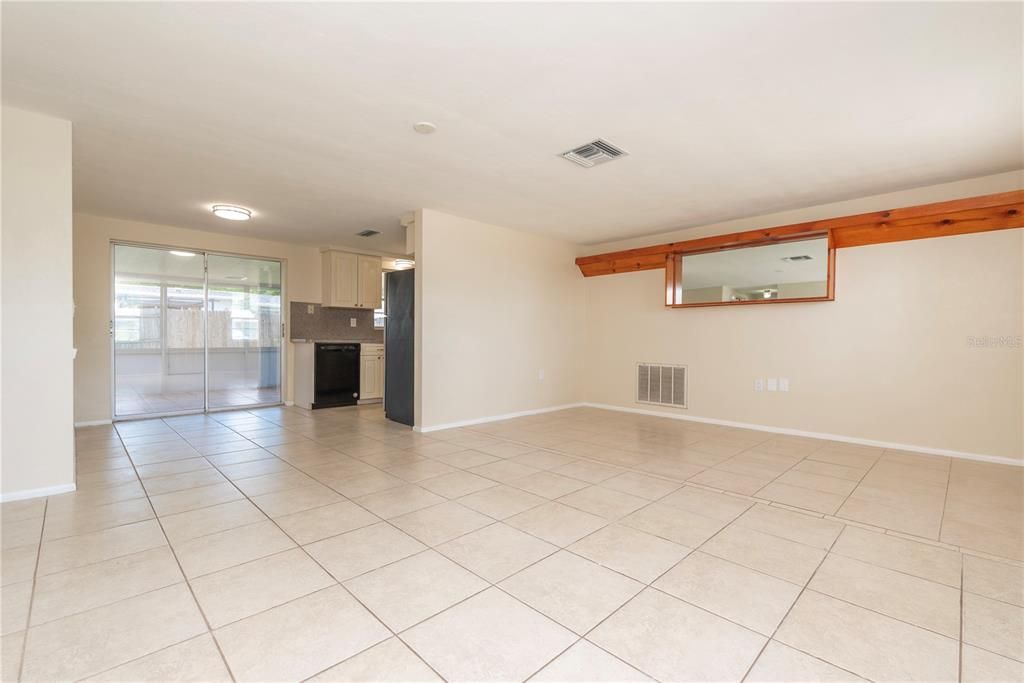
[[112, 243, 283, 419]]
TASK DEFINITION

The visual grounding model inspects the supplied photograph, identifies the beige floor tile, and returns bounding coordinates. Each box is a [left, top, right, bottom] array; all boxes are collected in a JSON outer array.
[[2, 630, 24, 681], [458, 485, 548, 519], [1, 499, 46, 524], [173, 520, 295, 578], [76, 467, 140, 490], [386, 459, 458, 483], [402, 588, 576, 683], [309, 637, 441, 682], [148, 482, 243, 517], [507, 501, 608, 546], [964, 554, 1024, 606], [839, 494, 944, 540], [809, 554, 960, 638], [84, 634, 232, 682], [569, 524, 691, 584], [135, 457, 212, 480], [275, 500, 379, 545], [31, 546, 182, 626], [701, 524, 826, 585], [533, 640, 651, 682], [205, 447, 275, 467], [590, 587, 766, 682], [390, 502, 493, 546], [792, 459, 868, 482], [599, 472, 681, 501], [620, 503, 726, 547], [658, 486, 754, 521], [2, 544, 38, 586], [552, 460, 623, 483], [746, 640, 866, 682], [941, 515, 1023, 561], [418, 471, 498, 498], [251, 482, 345, 517], [735, 504, 843, 549], [305, 522, 426, 581], [961, 644, 1024, 683], [217, 456, 293, 480], [508, 450, 577, 471], [511, 471, 590, 499], [328, 470, 406, 498], [831, 525, 961, 587], [501, 551, 643, 634], [469, 459, 542, 484], [159, 498, 266, 544], [45, 481, 147, 513], [42, 498, 154, 540], [231, 470, 317, 497], [962, 592, 1024, 661], [655, 551, 801, 635], [558, 486, 649, 520], [21, 583, 207, 681], [687, 468, 774, 496], [2, 580, 32, 636], [214, 585, 390, 682], [344, 550, 487, 631], [755, 482, 846, 514], [190, 547, 334, 628], [355, 484, 446, 519], [634, 457, 705, 482], [774, 591, 958, 682], [775, 470, 859, 495], [36, 519, 167, 576], [141, 468, 227, 495], [436, 522, 557, 582]]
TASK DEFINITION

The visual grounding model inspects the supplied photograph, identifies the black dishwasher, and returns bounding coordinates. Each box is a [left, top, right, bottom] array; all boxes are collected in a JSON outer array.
[[314, 343, 360, 408]]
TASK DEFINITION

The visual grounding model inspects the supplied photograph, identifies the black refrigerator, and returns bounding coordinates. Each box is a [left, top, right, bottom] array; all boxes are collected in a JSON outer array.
[[384, 269, 414, 426]]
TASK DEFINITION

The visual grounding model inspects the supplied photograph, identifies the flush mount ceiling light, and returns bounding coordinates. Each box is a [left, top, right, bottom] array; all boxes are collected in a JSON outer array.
[[212, 205, 252, 221], [394, 259, 414, 269], [413, 122, 437, 135], [170, 250, 196, 257]]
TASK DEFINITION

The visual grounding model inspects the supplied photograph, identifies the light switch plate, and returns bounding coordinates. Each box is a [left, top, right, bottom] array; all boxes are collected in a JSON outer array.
[[779, 377, 790, 392], [767, 378, 778, 392], [349, 318, 357, 327], [754, 379, 765, 392]]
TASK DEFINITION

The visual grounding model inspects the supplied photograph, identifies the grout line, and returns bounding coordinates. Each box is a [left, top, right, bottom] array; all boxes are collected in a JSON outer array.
[[14, 497, 48, 682]]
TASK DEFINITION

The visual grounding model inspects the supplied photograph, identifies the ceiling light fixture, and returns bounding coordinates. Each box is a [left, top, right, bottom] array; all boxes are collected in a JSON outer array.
[[170, 250, 196, 257], [394, 259, 415, 269], [212, 205, 252, 221], [413, 122, 437, 135]]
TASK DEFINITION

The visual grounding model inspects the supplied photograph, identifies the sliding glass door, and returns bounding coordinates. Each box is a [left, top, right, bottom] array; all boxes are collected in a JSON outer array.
[[112, 244, 283, 418]]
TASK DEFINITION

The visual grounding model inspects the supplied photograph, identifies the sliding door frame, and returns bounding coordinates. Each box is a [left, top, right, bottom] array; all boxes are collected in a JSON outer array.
[[110, 240, 287, 421]]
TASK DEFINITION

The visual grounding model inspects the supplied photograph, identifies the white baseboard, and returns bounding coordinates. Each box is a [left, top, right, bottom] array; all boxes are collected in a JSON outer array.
[[581, 402, 1023, 467], [74, 419, 112, 428], [0, 482, 77, 502], [414, 403, 587, 433]]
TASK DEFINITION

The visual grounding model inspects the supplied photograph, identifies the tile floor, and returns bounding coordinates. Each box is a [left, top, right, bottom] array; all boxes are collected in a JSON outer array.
[[2, 405, 1022, 682]]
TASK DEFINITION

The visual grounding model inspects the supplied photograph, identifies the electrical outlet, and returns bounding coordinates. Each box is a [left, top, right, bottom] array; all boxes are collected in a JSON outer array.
[[779, 377, 790, 392], [349, 318, 357, 327], [767, 378, 778, 392], [307, 304, 315, 315], [754, 378, 765, 392]]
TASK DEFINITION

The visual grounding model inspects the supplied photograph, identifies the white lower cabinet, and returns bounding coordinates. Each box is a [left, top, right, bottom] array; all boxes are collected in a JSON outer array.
[[360, 344, 384, 401]]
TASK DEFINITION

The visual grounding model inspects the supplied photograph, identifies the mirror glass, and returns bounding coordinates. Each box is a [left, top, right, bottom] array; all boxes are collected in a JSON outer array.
[[678, 236, 829, 304]]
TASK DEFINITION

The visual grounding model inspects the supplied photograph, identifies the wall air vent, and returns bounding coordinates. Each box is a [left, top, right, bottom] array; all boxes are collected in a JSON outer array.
[[356, 229, 380, 237], [637, 363, 687, 409], [561, 138, 628, 168]]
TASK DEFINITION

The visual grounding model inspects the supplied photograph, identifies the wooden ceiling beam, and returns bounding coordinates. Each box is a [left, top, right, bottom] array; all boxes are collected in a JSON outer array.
[[576, 190, 1024, 276]]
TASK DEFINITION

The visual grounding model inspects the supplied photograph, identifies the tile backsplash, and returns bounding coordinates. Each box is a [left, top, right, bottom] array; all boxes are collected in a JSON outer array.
[[289, 302, 384, 342]]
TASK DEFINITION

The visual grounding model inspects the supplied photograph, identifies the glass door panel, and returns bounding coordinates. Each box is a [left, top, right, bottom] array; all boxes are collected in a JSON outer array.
[[113, 245, 206, 417], [206, 254, 282, 409]]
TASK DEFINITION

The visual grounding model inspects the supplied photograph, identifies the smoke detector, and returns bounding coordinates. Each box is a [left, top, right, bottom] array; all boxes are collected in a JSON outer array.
[[356, 229, 381, 237], [561, 138, 628, 168]]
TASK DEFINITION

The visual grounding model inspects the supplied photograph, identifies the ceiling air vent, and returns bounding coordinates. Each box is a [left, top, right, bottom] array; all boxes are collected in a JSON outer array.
[[561, 138, 628, 168], [356, 229, 380, 237], [637, 363, 687, 409]]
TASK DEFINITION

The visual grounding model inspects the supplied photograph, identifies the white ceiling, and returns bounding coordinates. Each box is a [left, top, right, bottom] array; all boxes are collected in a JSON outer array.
[[3, 3, 1020, 253]]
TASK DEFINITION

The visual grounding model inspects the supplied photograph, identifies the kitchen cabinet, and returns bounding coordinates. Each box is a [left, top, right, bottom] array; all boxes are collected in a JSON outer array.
[[360, 343, 384, 400], [322, 250, 382, 309]]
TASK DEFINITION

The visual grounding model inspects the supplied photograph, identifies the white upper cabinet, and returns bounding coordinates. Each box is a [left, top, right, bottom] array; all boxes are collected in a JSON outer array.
[[322, 250, 382, 309]]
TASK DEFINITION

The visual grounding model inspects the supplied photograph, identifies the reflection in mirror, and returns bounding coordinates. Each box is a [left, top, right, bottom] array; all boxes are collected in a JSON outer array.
[[677, 236, 830, 305]]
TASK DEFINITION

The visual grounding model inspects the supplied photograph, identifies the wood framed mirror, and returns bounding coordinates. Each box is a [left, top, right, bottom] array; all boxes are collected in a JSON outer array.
[[665, 231, 835, 307]]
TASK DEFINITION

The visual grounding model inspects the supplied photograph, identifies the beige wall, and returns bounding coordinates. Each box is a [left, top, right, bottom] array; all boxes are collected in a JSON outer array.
[[73, 213, 325, 423], [583, 173, 1024, 462], [416, 209, 586, 430], [2, 108, 76, 498]]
